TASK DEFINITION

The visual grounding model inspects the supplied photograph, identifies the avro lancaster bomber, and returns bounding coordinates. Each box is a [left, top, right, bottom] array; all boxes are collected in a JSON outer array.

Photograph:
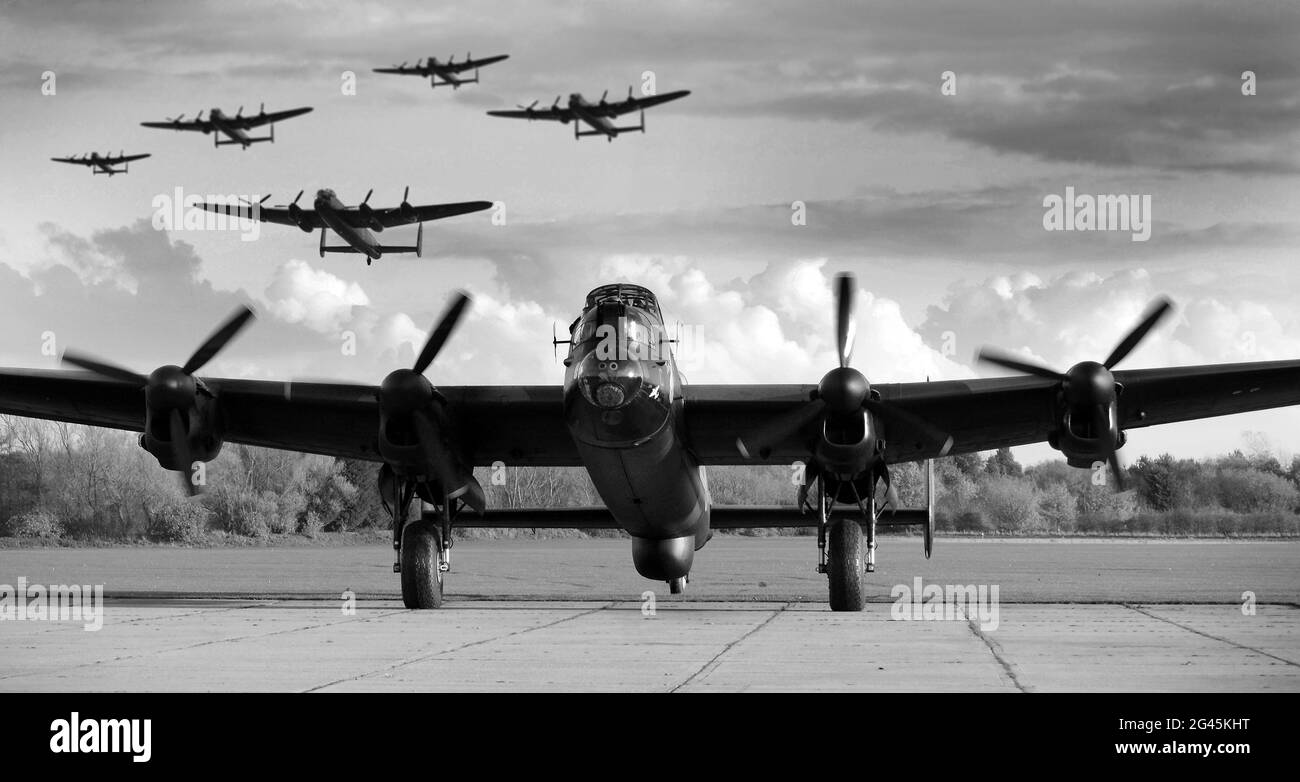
[[2, 275, 1298, 610]]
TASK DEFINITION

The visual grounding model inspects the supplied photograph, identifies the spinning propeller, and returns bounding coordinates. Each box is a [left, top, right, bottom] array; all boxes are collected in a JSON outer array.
[[977, 297, 1174, 490], [376, 292, 482, 511], [736, 273, 953, 461], [61, 306, 256, 495]]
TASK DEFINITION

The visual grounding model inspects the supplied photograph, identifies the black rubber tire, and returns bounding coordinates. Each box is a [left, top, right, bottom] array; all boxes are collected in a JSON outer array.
[[827, 518, 865, 612], [668, 576, 686, 594], [400, 519, 444, 609]]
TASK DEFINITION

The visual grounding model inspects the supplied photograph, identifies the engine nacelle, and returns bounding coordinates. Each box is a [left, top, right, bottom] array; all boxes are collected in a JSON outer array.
[[814, 410, 877, 480], [139, 404, 223, 471], [288, 203, 313, 233], [357, 203, 385, 232]]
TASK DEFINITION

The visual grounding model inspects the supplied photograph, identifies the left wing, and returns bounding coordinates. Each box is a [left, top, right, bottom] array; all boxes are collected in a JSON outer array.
[[592, 89, 691, 118], [358, 200, 494, 228], [235, 106, 313, 129], [441, 54, 508, 73], [51, 157, 96, 167], [680, 359, 1300, 465]]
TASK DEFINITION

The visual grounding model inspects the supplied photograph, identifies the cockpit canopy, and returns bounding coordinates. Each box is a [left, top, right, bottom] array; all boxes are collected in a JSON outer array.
[[584, 284, 662, 321]]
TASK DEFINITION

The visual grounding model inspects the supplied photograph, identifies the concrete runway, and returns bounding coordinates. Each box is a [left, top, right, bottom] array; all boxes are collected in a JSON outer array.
[[1, 538, 1297, 691]]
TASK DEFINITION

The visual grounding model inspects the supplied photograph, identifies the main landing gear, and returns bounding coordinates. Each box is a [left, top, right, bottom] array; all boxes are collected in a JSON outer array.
[[814, 476, 875, 612], [383, 466, 462, 609]]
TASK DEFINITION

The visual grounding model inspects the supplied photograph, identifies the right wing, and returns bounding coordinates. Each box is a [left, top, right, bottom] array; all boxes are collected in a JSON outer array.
[[0, 370, 579, 466], [487, 105, 574, 123], [141, 118, 213, 133], [197, 202, 323, 229]]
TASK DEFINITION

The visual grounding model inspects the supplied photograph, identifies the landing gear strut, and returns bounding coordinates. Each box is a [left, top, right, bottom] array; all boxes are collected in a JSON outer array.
[[815, 476, 870, 612], [383, 466, 456, 609]]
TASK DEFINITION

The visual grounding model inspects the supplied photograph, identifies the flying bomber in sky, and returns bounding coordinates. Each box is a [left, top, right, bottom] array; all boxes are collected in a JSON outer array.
[[50, 150, 151, 176], [2, 274, 1298, 611], [373, 52, 509, 88], [488, 87, 691, 140], [140, 103, 313, 149], [198, 187, 493, 264]]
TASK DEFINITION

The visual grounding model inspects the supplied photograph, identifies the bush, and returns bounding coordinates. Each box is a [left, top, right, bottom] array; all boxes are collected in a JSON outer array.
[[147, 500, 210, 543], [1214, 468, 1298, 514], [977, 476, 1041, 532], [1036, 482, 1077, 532], [4, 508, 62, 538], [209, 485, 278, 537], [949, 510, 990, 532]]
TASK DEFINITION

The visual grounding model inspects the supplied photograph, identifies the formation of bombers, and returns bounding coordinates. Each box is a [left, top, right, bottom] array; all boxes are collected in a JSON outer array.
[[23, 43, 1300, 611]]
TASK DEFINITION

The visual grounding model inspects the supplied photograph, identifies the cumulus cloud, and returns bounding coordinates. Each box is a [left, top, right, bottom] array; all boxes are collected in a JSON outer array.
[[919, 267, 1300, 372], [263, 259, 370, 333]]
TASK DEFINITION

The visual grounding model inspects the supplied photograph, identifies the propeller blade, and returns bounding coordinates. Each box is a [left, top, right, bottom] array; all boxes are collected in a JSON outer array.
[[61, 351, 147, 386], [402, 185, 410, 204], [1104, 297, 1174, 369], [259, 102, 266, 115], [362, 188, 373, 205], [181, 305, 256, 375], [834, 272, 855, 368], [291, 189, 304, 206], [976, 348, 1067, 381], [736, 399, 825, 459], [601, 89, 608, 103], [168, 408, 198, 496], [863, 399, 954, 456], [412, 292, 471, 375]]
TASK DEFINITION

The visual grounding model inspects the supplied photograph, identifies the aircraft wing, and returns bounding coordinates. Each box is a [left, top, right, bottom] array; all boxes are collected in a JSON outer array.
[[197, 202, 324, 229], [3, 359, 1296, 471], [595, 89, 691, 118], [141, 118, 214, 133], [680, 359, 1300, 465], [0, 371, 579, 466], [373, 65, 430, 76], [236, 106, 314, 129], [106, 153, 151, 164], [361, 201, 494, 228], [487, 106, 574, 123], [444, 54, 508, 73], [50, 157, 96, 166]]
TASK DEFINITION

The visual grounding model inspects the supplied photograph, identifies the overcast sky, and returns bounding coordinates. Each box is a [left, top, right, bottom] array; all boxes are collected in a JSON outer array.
[[1, 0, 1298, 464]]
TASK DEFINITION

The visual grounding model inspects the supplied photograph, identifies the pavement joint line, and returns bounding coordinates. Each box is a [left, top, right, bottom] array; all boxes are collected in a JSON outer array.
[[962, 607, 1033, 693], [0, 603, 267, 636], [302, 602, 616, 692], [1123, 603, 1300, 668], [0, 606, 408, 683], [669, 602, 790, 692]]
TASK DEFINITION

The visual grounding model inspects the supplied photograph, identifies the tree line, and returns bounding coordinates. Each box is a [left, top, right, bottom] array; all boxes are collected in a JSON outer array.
[[1, 415, 1296, 542]]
